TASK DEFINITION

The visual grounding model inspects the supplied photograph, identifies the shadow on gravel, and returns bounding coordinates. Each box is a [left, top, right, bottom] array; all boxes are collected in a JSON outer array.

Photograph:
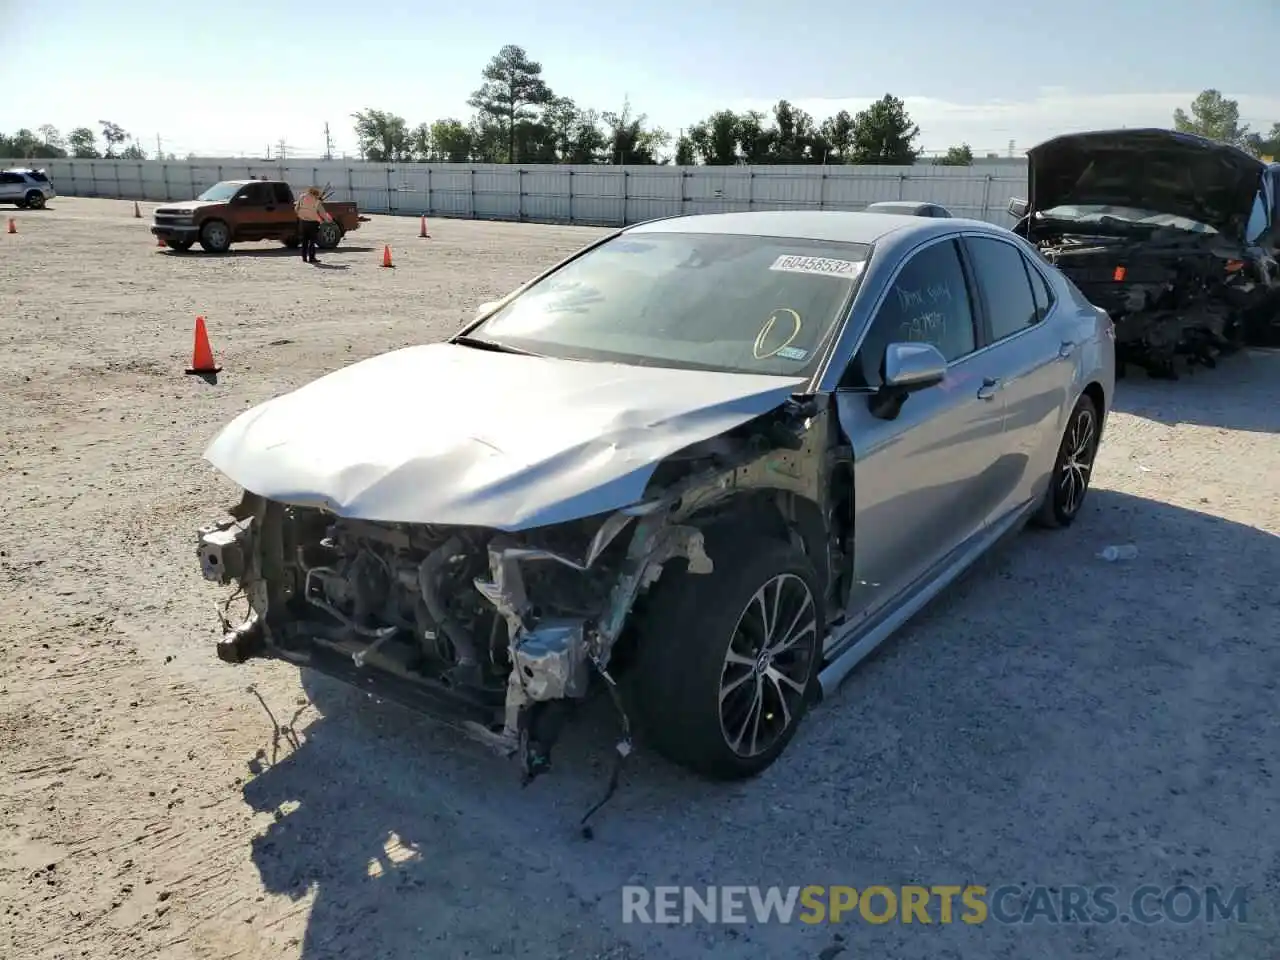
[[239, 489, 1280, 960], [163, 245, 376, 259], [1112, 347, 1279, 434]]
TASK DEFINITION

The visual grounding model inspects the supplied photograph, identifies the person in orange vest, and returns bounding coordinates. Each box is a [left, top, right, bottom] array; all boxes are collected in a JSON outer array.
[[294, 186, 332, 263]]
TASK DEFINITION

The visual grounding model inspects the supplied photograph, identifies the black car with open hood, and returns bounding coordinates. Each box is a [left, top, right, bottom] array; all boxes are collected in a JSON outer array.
[[1009, 128, 1280, 376]]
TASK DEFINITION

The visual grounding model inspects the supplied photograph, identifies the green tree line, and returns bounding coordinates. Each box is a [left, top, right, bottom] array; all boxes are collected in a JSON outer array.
[[353, 45, 933, 166], [0, 120, 175, 161]]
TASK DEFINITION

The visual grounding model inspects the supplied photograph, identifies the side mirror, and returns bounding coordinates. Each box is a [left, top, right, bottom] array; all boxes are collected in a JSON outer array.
[[883, 342, 947, 390], [868, 342, 946, 419], [1007, 197, 1029, 219]]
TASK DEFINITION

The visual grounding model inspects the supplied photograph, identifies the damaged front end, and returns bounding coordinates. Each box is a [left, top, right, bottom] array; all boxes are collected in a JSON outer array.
[[1014, 128, 1277, 377], [196, 397, 822, 784], [1034, 235, 1257, 377]]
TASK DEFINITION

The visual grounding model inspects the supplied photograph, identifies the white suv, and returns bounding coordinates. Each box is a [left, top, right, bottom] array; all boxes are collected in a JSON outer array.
[[0, 168, 57, 209]]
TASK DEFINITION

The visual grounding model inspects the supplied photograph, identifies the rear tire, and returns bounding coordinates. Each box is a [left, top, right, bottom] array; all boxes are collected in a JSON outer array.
[[629, 527, 821, 780], [198, 219, 232, 253], [316, 221, 342, 249], [1033, 394, 1100, 529]]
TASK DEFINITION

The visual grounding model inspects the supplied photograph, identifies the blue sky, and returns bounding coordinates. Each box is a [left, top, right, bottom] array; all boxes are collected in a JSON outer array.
[[2, 0, 1277, 159]]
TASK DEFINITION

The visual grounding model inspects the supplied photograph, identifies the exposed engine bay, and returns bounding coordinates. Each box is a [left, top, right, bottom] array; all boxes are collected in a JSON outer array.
[[1030, 227, 1259, 378], [1014, 127, 1280, 377], [196, 397, 842, 797]]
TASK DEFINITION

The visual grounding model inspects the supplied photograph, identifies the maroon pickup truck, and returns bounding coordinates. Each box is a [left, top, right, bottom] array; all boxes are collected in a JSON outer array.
[[151, 178, 365, 253]]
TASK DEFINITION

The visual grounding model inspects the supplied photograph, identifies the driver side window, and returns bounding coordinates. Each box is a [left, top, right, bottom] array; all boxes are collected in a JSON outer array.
[[844, 239, 977, 389], [236, 183, 271, 205]]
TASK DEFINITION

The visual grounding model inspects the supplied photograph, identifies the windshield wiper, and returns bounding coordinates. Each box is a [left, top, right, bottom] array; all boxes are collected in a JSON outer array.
[[452, 335, 539, 356]]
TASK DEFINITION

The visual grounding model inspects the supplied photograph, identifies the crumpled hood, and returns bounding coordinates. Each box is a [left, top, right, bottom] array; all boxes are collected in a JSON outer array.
[[1026, 128, 1264, 239], [204, 342, 807, 530]]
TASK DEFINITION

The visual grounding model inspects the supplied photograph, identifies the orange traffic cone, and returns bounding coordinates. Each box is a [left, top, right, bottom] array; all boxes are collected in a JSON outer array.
[[7, 217, 15, 234], [157, 234, 166, 247], [185, 316, 221, 375], [134, 201, 142, 219], [381, 244, 394, 268], [419, 214, 430, 239]]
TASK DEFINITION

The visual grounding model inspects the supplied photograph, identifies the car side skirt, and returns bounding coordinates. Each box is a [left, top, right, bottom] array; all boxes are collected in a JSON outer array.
[[815, 494, 1039, 699]]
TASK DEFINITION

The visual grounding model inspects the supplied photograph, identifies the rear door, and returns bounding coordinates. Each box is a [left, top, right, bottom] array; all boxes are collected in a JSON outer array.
[[960, 232, 1076, 522], [834, 236, 1011, 624]]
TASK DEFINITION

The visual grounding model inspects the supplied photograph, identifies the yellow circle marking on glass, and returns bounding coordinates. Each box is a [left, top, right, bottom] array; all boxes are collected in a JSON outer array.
[[753, 308, 803, 360]]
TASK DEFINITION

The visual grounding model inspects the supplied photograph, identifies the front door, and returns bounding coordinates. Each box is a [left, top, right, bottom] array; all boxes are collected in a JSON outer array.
[[0, 171, 23, 202], [265, 182, 300, 236], [834, 236, 1010, 624]]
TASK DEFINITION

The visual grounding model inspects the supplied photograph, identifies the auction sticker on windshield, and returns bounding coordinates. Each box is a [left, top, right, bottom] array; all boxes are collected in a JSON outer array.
[[770, 255, 865, 278]]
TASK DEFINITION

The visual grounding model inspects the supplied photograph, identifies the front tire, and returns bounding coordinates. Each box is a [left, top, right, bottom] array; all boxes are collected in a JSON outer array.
[[24, 191, 45, 210], [629, 529, 821, 780], [198, 219, 232, 253], [1033, 394, 1101, 529]]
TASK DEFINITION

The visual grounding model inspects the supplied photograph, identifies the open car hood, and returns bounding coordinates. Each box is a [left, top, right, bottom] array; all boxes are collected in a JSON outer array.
[[1026, 128, 1264, 239], [203, 342, 806, 531]]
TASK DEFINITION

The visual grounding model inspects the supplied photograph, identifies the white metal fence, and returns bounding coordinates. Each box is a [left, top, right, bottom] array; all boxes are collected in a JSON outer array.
[[4, 158, 1030, 227]]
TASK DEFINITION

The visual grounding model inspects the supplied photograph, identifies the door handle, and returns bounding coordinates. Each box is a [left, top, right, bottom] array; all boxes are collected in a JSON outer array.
[[976, 377, 1001, 401], [1058, 340, 1076, 359]]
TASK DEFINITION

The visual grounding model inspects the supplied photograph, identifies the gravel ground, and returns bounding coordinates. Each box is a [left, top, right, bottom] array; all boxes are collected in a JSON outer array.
[[2, 198, 1278, 960]]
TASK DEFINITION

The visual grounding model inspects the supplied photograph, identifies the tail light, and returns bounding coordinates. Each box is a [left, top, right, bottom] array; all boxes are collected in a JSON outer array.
[[1112, 265, 1126, 281], [1225, 259, 1246, 273]]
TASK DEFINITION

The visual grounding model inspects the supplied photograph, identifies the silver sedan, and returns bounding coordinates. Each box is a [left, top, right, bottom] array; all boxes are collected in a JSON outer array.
[[196, 210, 1116, 788]]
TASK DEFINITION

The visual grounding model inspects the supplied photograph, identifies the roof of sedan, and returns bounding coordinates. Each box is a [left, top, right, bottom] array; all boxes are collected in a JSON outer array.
[[625, 209, 991, 244]]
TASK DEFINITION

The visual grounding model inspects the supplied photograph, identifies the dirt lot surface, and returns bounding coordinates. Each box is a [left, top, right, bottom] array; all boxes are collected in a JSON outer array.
[[2, 198, 1278, 960]]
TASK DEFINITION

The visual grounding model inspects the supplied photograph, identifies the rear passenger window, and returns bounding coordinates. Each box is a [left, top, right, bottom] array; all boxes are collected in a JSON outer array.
[[272, 182, 292, 204], [846, 239, 977, 388], [965, 236, 1038, 341], [1025, 256, 1055, 321]]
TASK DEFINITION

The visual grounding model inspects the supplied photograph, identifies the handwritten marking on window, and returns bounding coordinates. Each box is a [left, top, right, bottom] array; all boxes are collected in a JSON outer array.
[[895, 282, 952, 312], [903, 311, 947, 343], [753, 307, 803, 359]]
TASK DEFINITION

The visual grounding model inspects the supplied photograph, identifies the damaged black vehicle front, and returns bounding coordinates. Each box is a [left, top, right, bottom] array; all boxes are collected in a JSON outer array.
[[1010, 128, 1280, 377]]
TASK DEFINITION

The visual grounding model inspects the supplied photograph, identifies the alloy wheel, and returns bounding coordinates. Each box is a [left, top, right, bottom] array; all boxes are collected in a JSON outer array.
[[1058, 406, 1097, 517], [718, 573, 817, 758]]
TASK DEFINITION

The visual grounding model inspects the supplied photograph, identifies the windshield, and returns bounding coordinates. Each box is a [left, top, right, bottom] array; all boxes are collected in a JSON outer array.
[[1038, 204, 1216, 235], [196, 181, 243, 202], [467, 231, 872, 376]]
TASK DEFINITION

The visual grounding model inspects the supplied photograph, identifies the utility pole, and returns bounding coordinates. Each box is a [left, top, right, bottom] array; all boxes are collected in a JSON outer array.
[[324, 122, 333, 161], [156, 133, 162, 159], [276, 139, 289, 162]]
